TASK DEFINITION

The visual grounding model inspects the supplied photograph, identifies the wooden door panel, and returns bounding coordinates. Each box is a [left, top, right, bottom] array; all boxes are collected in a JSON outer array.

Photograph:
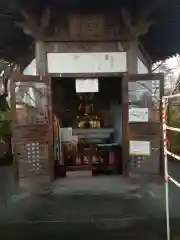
[[11, 76, 53, 185], [122, 74, 164, 175]]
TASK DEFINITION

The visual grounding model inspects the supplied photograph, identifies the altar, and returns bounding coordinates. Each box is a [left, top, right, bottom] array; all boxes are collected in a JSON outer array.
[[53, 77, 123, 175]]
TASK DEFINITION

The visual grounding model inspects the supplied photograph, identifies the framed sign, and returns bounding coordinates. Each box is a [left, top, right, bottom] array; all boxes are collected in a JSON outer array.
[[129, 108, 148, 122], [76, 78, 99, 93], [129, 140, 151, 156]]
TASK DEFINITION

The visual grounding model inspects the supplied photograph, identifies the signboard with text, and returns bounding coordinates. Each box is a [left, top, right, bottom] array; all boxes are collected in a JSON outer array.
[[129, 108, 149, 122]]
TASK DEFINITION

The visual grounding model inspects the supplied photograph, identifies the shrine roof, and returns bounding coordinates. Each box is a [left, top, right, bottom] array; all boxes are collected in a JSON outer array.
[[0, 0, 179, 63]]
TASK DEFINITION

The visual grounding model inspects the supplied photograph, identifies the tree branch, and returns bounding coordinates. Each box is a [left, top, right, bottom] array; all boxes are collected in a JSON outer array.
[[152, 60, 166, 72]]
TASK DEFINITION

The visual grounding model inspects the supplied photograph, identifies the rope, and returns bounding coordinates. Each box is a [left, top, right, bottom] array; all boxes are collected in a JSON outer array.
[[166, 149, 180, 161], [163, 92, 180, 99], [165, 125, 180, 133], [168, 175, 180, 188]]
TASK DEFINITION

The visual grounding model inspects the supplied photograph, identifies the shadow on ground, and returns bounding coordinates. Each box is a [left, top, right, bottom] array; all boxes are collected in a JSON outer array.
[[0, 162, 180, 239]]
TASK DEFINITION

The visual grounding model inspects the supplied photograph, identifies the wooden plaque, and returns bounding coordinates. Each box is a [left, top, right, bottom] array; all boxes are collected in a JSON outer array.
[[69, 15, 105, 40]]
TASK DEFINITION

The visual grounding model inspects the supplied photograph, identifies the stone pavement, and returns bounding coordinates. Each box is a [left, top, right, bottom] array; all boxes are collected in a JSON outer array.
[[0, 162, 180, 239]]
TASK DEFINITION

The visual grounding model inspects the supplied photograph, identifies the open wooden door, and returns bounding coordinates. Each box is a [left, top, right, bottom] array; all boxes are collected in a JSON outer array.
[[10, 75, 54, 186], [122, 73, 164, 175]]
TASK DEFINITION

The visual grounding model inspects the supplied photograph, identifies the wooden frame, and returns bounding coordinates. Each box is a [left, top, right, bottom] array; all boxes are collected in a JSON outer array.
[[10, 78, 19, 183], [49, 72, 125, 78], [32, 41, 130, 175]]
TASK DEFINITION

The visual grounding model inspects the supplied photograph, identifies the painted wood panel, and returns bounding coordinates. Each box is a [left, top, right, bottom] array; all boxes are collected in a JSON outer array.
[[24, 52, 127, 75], [47, 52, 127, 74]]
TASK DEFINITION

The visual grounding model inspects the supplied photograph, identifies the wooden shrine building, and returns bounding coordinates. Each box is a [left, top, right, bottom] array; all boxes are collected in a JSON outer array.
[[0, 0, 179, 185]]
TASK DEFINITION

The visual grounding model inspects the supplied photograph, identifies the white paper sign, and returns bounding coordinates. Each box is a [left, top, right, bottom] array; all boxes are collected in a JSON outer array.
[[129, 141, 151, 156], [76, 79, 99, 93], [129, 108, 148, 122]]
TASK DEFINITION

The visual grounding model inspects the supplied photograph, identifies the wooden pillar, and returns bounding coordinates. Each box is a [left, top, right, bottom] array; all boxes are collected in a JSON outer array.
[[126, 41, 138, 74], [121, 41, 138, 175], [35, 41, 47, 76], [121, 75, 129, 175]]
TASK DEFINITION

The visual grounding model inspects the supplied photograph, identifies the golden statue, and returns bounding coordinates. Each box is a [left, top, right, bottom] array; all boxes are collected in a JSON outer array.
[[76, 93, 100, 128]]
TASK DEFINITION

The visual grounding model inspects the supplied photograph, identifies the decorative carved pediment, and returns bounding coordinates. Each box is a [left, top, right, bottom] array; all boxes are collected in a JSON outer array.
[[69, 15, 105, 40], [16, 8, 51, 38], [16, 8, 153, 42], [121, 8, 154, 40]]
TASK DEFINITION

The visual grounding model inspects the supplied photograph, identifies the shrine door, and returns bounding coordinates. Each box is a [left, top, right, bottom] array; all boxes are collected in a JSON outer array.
[[122, 74, 164, 175], [10, 75, 54, 186]]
